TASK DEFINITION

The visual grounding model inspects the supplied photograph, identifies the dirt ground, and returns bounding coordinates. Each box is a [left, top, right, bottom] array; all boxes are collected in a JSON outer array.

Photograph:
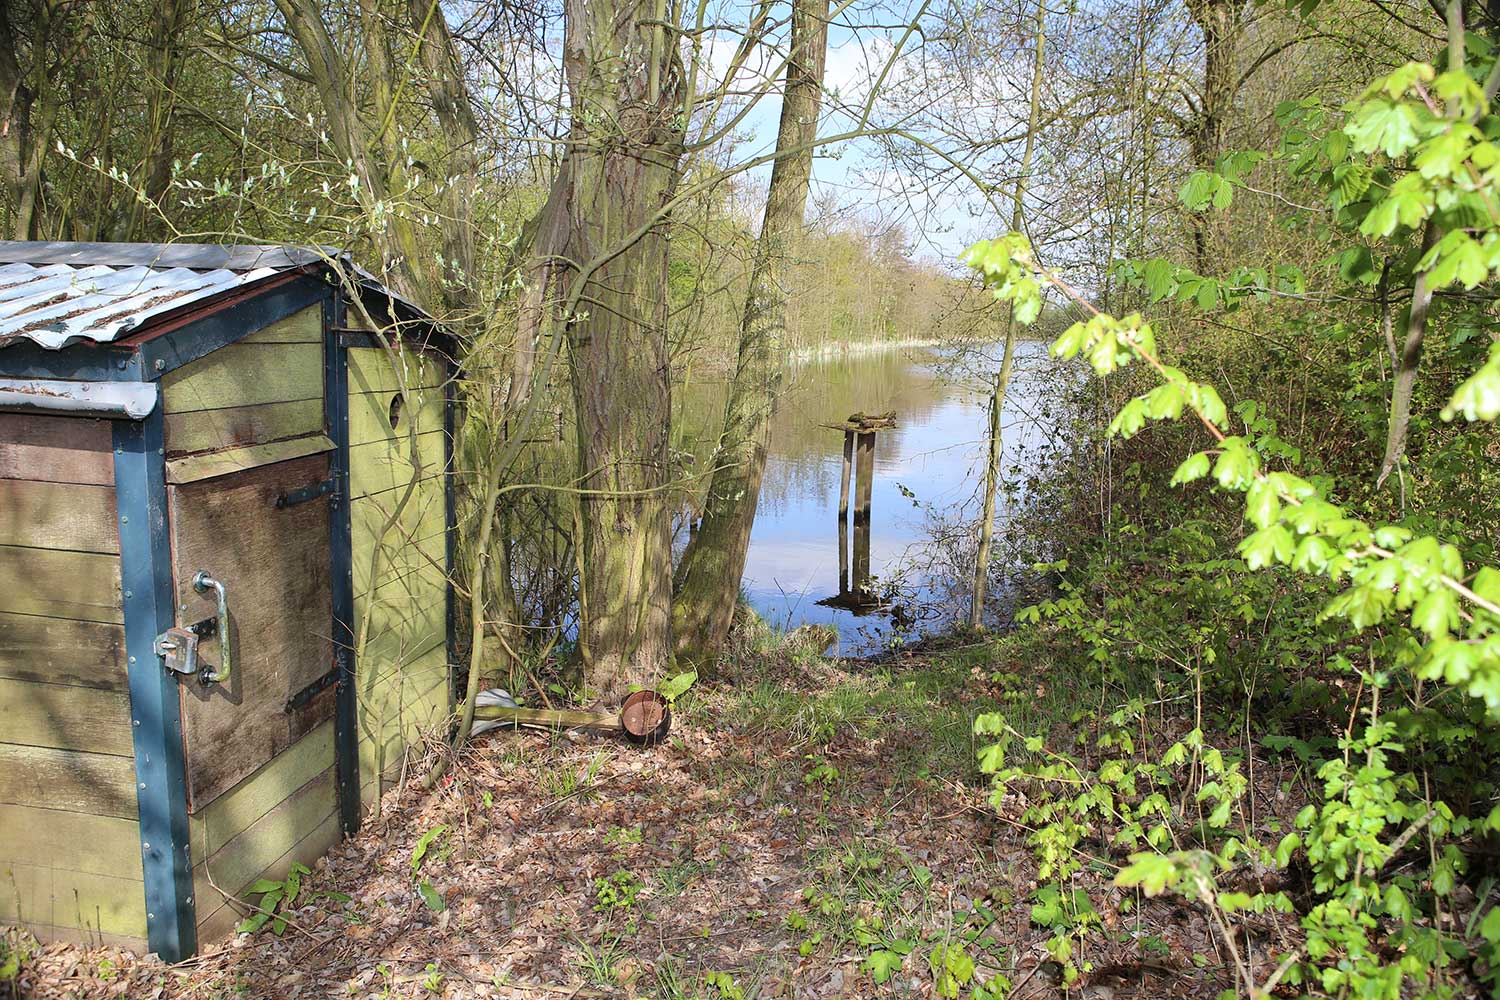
[[6, 654, 1271, 1000]]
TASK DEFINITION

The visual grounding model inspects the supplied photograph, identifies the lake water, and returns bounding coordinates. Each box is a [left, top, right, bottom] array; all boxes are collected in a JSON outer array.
[[689, 340, 1060, 655]]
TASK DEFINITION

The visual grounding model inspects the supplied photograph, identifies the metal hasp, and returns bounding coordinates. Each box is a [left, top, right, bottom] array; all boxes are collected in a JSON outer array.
[[275, 477, 336, 508], [191, 571, 231, 684]]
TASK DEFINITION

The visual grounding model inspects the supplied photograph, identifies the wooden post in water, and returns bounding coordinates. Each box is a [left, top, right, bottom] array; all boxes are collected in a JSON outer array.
[[819, 412, 896, 612], [838, 430, 853, 595], [852, 431, 875, 594]]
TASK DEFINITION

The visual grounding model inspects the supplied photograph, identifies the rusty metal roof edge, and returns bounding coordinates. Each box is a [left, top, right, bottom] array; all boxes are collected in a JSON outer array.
[[0, 377, 157, 419], [0, 241, 341, 271]]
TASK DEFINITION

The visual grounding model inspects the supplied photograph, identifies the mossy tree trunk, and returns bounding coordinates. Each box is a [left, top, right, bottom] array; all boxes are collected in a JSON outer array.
[[553, 0, 686, 699], [671, 0, 830, 666]]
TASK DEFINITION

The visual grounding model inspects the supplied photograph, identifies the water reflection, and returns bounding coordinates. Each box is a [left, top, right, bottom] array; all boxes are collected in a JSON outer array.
[[678, 341, 1058, 655]]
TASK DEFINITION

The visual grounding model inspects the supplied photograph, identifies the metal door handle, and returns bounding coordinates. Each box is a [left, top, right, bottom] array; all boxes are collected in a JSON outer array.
[[192, 571, 231, 685]]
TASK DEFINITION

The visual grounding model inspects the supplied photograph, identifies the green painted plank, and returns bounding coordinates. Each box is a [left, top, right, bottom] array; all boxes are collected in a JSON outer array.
[[0, 863, 147, 937], [348, 384, 445, 447], [194, 810, 341, 947], [0, 804, 143, 878], [357, 641, 449, 790], [241, 304, 323, 344], [162, 342, 323, 414], [190, 768, 336, 913], [347, 434, 444, 500], [165, 398, 325, 458], [346, 346, 443, 394], [164, 432, 334, 485], [0, 612, 127, 691], [0, 547, 122, 623], [0, 743, 137, 817], [0, 678, 134, 755], [189, 720, 335, 860]]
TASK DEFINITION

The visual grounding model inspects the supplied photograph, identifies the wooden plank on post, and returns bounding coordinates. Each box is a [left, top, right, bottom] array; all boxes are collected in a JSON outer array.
[[838, 430, 853, 594], [853, 432, 875, 591]]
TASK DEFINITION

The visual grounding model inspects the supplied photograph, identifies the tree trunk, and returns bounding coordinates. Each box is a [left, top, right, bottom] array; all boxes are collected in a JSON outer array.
[[550, 0, 685, 700], [670, 0, 830, 666], [970, 0, 1045, 631], [1184, 0, 1240, 274]]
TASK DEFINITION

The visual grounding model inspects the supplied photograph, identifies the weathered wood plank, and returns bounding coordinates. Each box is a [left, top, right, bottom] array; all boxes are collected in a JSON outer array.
[[165, 433, 334, 485], [162, 342, 323, 414], [348, 384, 444, 447], [0, 805, 143, 877], [165, 398, 325, 458], [0, 413, 114, 485], [0, 479, 118, 553], [241, 304, 323, 344], [0, 546, 122, 623], [0, 678, 133, 755], [346, 345, 444, 394], [189, 720, 334, 860], [0, 743, 137, 818], [0, 864, 147, 938], [170, 453, 335, 810], [190, 768, 336, 925], [0, 612, 127, 691], [194, 810, 340, 947]]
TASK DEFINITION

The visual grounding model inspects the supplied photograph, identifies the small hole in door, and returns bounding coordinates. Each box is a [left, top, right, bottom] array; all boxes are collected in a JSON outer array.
[[388, 392, 404, 430]]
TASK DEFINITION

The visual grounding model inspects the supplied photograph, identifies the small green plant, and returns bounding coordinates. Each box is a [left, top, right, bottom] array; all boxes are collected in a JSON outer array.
[[803, 754, 839, 801], [422, 962, 444, 992], [593, 869, 643, 912], [927, 942, 975, 999], [703, 970, 744, 999], [603, 825, 643, 851], [410, 824, 448, 873], [237, 862, 311, 935]]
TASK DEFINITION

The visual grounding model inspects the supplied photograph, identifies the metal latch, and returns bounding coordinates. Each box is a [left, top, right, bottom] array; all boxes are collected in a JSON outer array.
[[276, 477, 338, 508], [155, 571, 232, 685]]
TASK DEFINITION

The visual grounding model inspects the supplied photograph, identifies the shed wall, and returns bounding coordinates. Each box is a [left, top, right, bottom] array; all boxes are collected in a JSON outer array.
[[346, 344, 451, 804], [0, 413, 146, 949]]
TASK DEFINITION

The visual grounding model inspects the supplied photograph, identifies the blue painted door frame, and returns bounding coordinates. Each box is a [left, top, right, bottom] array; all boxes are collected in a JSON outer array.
[[113, 403, 197, 962]]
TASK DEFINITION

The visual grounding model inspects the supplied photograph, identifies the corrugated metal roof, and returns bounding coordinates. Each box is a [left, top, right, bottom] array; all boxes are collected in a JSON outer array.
[[0, 242, 431, 352]]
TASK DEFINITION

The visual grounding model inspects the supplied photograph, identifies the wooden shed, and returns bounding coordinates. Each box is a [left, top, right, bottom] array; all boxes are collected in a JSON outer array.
[[0, 242, 457, 960]]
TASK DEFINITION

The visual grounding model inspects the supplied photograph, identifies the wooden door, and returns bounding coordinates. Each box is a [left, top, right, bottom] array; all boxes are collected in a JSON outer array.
[[168, 451, 335, 810]]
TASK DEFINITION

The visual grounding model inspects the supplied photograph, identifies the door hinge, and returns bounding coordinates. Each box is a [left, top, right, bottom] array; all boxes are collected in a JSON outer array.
[[275, 477, 338, 509], [286, 666, 342, 712]]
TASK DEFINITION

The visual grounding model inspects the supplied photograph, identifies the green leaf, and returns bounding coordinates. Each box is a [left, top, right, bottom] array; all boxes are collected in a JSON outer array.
[[864, 950, 904, 984], [1115, 854, 1175, 896], [1244, 480, 1281, 529], [411, 824, 448, 874], [1171, 452, 1212, 486], [418, 880, 446, 912], [658, 670, 697, 702]]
